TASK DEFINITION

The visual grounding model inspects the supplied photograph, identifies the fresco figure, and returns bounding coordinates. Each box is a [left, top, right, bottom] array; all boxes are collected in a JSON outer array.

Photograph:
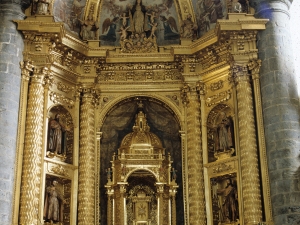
[[217, 179, 238, 223], [44, 181, 64, 223], [129, 0, 149, 34], [160, 15, 179, 40], [214, 112, 233, 151], [100, 17, 119, 42]]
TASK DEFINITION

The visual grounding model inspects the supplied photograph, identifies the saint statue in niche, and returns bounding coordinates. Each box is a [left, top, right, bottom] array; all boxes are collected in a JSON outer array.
[[47, 114, 67, 156], [217, 178, 238, 223], [214, 112, 234, 152], [44, 180, 64, 223]]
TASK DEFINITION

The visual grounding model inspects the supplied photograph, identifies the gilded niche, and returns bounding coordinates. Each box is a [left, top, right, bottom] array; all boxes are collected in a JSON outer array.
[[207, 104, 235, 163], [46, 105, 74, 163]]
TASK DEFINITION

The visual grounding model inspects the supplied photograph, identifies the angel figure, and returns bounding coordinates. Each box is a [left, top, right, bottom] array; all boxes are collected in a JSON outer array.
[[119, 12, 129, 27], [149, 23, 158, 38], [118, 26, 130, 40], [146, 11, 157, 24]]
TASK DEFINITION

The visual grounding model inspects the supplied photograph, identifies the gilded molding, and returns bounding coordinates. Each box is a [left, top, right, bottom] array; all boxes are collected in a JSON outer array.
[[210, 80, 224, 91], [205, 90, 231, 107]]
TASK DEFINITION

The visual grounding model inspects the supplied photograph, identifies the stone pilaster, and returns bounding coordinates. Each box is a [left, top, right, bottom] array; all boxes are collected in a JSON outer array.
[[0, 2, 29, 224], [233, 64, 262, 224], [19, 67, 49, 225], [77, 88, 98, 225], [182, 84, 206, 225], [254, 1, 300, 224]]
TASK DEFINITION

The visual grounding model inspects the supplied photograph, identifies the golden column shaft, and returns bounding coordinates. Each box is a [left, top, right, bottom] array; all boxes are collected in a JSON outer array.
[[234, 65, 262, 224], [185, 87, 206, 225], [78, 89, 97, 225], [19, 67, 48, 224]]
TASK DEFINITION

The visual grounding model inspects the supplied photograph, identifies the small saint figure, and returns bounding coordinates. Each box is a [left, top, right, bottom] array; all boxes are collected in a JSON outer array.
[[34, 0, 50, 15], [180, 14, 198, 39], [171, 167, 177, 181], [48, 114, 65, 155], [232, 0, 242, 13], [80, 13, 99, 40], [106, 168, 112, 181], [44, 180, 64, 223], [214, 112, 234, 152]]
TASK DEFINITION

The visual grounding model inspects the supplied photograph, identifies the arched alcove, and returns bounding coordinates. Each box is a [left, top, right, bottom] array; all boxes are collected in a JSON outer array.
[[99, 97, 183, 225]]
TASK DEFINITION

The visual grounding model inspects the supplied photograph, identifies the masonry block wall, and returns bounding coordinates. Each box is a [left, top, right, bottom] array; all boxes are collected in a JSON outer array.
[[254, 0, 300, 224], [0, 2, 26, 224]]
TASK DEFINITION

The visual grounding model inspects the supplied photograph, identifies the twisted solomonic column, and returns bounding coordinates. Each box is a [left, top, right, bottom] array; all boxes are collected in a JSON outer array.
[[77, 88, 98, 225], [181, 84, 206, 225], [19, 66, 50, 224], [233, 64, 262, 224]]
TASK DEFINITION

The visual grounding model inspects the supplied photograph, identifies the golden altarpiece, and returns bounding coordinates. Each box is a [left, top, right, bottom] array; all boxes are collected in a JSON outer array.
[[13, 0, 272, 225]]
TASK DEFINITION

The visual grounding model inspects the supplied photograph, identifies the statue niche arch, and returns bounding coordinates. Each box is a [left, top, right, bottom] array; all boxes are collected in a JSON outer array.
[[105, 110, 178, 225], [46, 105, 74, 164], [207, 104, 235, 163]]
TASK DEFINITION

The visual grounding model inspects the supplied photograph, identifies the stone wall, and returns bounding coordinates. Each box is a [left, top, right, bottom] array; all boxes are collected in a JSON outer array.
[[255, 0, 300, 224], [0, 2, 25, 225]]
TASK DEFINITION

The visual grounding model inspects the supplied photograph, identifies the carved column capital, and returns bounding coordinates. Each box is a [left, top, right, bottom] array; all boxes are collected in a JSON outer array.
[[230, 64, 250, 84], [181, 83, 201, 104], [78, 87, 100, 106], [20, 61, 34, 81], [248, 59, 262, 80], [196, 81, 206, 95]]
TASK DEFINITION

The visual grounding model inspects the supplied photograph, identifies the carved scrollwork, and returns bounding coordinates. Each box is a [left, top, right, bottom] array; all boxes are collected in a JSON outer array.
[[49, 165, 70, 178], [206, 90, 231, 107], [212, 163, 233, 174], [49, 92, 75, 108], [210, 80, 224, 91]]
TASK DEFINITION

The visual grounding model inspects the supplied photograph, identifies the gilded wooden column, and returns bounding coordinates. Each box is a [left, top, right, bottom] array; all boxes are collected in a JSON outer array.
[[19, 67, 50, 224], [248, 60, 273, 224], [78, 88, 98, 225], [233, 64, 262, 224], [182, 84, 206, 225], [157, 184, 164, 225]]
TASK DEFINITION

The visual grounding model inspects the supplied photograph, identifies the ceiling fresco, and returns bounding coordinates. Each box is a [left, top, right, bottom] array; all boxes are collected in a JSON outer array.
[[99, 0, 180, 46], [53, 0, 87, 37], [51, 0, 250, 46], [192, 0, 228, 38]]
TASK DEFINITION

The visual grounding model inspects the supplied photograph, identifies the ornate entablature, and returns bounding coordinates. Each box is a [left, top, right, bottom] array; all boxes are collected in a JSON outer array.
[[15, 1, 272, 225]]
